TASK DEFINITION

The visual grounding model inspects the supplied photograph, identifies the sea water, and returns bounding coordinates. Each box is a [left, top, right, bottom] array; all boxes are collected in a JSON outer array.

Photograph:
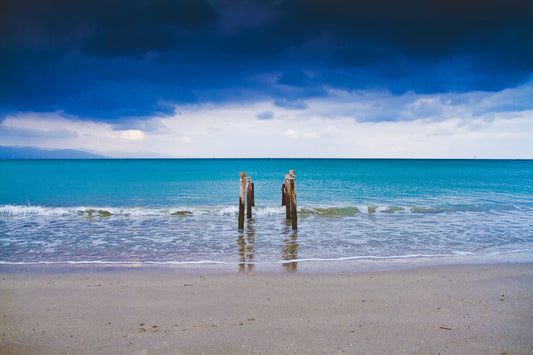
[[1, 159, 532, 271]]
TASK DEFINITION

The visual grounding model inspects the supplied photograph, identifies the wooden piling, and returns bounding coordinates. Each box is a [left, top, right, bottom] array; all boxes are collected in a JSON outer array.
[[251, 182, 255, 207], [289, 170, 297, 230], [239, 172, 246, 229], [285, 174, 291, 219], [281, 184, 286, 206], [246, 176, 253, 219]]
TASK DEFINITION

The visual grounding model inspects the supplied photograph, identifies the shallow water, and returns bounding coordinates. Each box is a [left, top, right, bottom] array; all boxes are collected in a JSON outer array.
[[1, 159, 532, 269]]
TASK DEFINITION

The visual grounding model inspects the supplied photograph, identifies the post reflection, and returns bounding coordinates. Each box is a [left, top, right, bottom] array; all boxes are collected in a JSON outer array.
[[282, 222, 299, 272], [238, 219, 255, 273]]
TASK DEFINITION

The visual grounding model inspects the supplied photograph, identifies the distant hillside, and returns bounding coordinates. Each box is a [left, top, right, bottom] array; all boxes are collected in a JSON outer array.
[[0, 146, 106, 159]]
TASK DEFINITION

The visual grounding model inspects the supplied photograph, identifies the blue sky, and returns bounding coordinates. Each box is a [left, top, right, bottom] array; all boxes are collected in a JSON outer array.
[[1, 0, 532, 158]]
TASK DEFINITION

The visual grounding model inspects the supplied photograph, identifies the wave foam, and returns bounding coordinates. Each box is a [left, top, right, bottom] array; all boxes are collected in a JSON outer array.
[[0, 203, 523, 218]]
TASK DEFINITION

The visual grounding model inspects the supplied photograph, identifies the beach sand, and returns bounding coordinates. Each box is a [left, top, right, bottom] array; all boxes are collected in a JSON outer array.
[[1, 263, 532, 354]]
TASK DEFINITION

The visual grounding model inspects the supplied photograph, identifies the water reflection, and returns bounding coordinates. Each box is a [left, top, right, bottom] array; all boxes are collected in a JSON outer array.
[[238, 219, 255, 273], [282, 221, 298, 272], [237, 220, 299, 273]]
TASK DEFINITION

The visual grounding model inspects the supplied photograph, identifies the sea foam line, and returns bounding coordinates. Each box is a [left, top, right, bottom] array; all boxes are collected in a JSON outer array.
[[1, 203, 524, 218], [0, 253, 478, 266]]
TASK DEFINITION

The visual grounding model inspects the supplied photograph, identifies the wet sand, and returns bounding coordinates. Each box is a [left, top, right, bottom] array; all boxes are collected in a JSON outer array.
[[1, 263, 532, 354]]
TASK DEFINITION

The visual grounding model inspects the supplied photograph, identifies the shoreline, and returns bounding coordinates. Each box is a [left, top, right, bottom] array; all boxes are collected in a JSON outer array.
[[1, 262, 532, 354], [1, 252, 532, 274]]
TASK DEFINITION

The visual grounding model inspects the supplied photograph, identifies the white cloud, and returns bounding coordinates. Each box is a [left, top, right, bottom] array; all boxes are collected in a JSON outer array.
[[1, 83, 532, 158], [120, 130, 145, 141], [282, 129, 298, 138], [0, 112, 152, 156]]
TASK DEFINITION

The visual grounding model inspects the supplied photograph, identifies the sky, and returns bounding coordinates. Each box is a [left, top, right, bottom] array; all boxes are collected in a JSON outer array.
[[1, 0, 532, 158]]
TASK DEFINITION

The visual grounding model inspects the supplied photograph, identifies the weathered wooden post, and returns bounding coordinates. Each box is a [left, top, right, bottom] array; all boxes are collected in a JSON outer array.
[[239, 172, 246, 229], [251, 182, 255, 207], [246, 176, 253, 219], [289, 170, 297, 230], [285, 174, 291, 219]]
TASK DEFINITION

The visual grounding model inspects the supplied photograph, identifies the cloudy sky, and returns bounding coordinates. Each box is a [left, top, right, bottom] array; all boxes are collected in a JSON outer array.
[[1, 0, 532, 158]]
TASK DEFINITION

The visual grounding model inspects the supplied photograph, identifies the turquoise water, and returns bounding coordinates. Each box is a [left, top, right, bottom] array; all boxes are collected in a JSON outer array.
[[1, 159, 532, 269]]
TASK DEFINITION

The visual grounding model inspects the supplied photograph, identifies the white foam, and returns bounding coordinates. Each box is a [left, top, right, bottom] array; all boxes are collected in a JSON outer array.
[[2, 203, 523, 218], [0, 204, 287, 217], [0, 205, 74, 216]]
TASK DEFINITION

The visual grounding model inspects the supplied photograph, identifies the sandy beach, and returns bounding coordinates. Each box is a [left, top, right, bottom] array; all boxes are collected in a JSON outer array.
[[1, 263, 532, 354]]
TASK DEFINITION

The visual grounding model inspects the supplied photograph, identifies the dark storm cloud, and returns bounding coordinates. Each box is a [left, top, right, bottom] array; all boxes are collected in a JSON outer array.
[[278, 70, 314, 87], [1, 0, 532, 121], [81, 0, 218, 57]]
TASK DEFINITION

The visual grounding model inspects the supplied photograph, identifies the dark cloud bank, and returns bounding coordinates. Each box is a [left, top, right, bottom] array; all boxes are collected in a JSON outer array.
[[1, 0, 532, 121]]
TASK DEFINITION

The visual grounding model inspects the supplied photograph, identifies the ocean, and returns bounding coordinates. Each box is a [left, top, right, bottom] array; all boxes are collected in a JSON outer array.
[[1, 159, 532, 271]]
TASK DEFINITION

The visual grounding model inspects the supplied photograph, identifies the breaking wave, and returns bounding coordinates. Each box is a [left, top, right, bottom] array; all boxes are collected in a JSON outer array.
[[0, 203, 524, 219]]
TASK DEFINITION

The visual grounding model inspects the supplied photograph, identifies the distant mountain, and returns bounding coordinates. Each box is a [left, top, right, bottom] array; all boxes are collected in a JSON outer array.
[[0, 146, 106, 159]]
